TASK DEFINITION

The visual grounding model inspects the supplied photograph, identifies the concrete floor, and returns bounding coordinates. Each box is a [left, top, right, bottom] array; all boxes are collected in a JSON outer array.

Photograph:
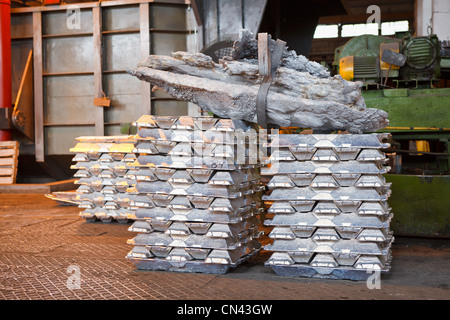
[[0, 193, 449, 300]]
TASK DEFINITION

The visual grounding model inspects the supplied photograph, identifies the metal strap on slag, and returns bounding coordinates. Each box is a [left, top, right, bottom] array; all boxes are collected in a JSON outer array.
[[256, 33, 286, 129]]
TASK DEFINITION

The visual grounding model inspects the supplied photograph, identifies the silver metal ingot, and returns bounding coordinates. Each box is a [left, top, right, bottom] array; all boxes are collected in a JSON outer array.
[[125, 168, 158, 182], [128, 220, 155, 233], [265, 252, 295, 266], [310, 254, 339, 268], [289, 200, 316, 212], [132, 141, 161, 154], [129, 232, 246, 250], [267, 201, 294, 214], [186, 169, 214, 183], [72, 153, 91, 162], [134, 155, 242, 171], [134, 207, 253, 224], [356, 201, 391, 216], [263, 187, 389, 201], [356, 149, 387, 162], [268, 227, 297, 240], [265, 238, 392, 256], [265, 212, 390, 230], [261, 161, 389, 175], [288, 146, 317, 161], [333, 147, 360, 161], [310, 175, 339, 189], [133, 115, 253, 132], [267, 175, 296, 188], [332, 173, 361, 187], [268, 149, 297, 162], [312, 202, 341, 214], [135, 127, 257, 145], [268, 133, 390, 149], [354, 175, 390, 188], [311, 149, 339, 162], [167, 196, 194, 211], [208, 197, 254, 213]]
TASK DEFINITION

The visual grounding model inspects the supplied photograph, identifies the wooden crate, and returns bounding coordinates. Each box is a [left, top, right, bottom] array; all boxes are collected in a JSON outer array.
[[0, 141, 20, 184]]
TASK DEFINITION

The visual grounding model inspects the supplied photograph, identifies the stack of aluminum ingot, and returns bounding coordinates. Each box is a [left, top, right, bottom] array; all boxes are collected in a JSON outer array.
[[70, 136, 137, 223], [125, 115, 264, 274], [262, 133, 393, 280]]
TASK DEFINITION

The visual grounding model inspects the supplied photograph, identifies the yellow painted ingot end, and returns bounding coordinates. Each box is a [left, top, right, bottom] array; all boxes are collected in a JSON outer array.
[[339, 56, 354, 81], [126, 213, 137, 220], [126, 186, 138, 193], [108, 143, 135, 153], [69, 143, 100, 153], [134, 115, 158, 127], [130, 160, 141, 167]]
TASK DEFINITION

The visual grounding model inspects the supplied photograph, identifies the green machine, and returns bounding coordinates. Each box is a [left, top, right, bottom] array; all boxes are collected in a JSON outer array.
[[334, 34, 450, 238]]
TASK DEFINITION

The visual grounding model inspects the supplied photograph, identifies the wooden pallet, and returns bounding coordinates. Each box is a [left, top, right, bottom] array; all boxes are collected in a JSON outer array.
[[0, 141, 20, 184]]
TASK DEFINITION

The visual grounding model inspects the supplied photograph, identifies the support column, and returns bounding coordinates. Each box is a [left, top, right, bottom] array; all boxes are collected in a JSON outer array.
[[0, 0, 12, 141]]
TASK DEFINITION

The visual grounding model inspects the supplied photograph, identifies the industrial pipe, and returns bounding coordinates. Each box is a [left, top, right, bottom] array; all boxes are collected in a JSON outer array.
[[0, 0, 11, 141]]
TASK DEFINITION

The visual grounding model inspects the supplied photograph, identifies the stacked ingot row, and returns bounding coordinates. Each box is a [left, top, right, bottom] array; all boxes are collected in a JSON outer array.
[[70, 136, 137, 223], [262, 133, 393, 280], [125, 115, 264, 274]]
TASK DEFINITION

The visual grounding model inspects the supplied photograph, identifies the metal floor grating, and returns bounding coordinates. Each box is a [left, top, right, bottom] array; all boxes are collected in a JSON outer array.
[[0, 194, 449, 300]]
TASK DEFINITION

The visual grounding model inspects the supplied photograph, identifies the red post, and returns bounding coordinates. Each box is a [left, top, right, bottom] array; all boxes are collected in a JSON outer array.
[[0, 0, 12, 141]]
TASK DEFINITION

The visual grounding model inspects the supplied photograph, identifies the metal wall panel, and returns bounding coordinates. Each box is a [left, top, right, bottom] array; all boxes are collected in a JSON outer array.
[[102, 33, 140, 71], [44, 75, 95, 125], [11, 13, 33, 38], [103, 73, 142, 123], [102, 5, 140, 31], [150, 32, 187, 55], [43, 37, 94, 74], [42, 9, 93, 35], [150, 4, 187, 30], [152, 100, 188, 116], [105, 125, 122, 136], [45, 126, 95, 155], [11, 1, 192, 157]]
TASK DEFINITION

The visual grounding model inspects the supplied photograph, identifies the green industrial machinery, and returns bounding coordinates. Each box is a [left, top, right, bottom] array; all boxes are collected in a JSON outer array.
[[334, 33, 442, 86], [334, 33, 450, 238]]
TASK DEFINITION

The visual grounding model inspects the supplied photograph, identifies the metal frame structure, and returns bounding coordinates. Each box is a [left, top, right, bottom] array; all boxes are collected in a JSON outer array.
[[11, 0, 198, 162]]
